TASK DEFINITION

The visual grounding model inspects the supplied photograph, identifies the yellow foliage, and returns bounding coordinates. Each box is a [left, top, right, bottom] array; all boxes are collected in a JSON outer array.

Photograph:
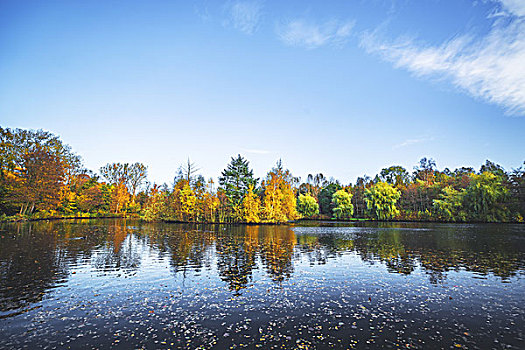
[[242, 185, 261, 223], [261, 165, 298, 223]]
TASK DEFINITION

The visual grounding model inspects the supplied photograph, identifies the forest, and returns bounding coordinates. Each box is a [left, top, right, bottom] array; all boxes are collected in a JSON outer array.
[[1, 127, 524, 223]]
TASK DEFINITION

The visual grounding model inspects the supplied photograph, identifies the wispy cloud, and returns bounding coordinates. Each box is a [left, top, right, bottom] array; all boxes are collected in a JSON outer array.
[[360, 10, 525, 116], [495, 0, 525, 17], [224, 0, 263, 35], [277, 19, 354, 49], [194, 3, 211, 23], [394, 137, 434, 149], [242, 148, 270, 155]]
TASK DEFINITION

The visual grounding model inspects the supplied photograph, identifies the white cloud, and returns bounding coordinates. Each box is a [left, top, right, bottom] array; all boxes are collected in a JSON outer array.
[[224, 0, 263, 35], [394, 137, 434, 149], [361, 16, 525, 115], [277, 19, 354, 49], [496, 0, 525, 17]]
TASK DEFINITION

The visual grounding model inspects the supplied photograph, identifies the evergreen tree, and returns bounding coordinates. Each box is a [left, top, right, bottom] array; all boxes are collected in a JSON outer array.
[[219, 155, 258, 211], [318, 182, 342, 215]]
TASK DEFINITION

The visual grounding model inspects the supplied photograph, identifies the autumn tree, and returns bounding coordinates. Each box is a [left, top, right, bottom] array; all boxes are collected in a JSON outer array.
[[127, 163, 148, 204], [1, 127, 81, 215], [463, 172, 510, 222], [261, 160, 298, 223], [297, 193, 319, 218], [352, 175, 371, 218], [299, 173, 327, 200], [433, 186, 466, 222], [242, 185, 261, 223], [100, 162, 147, 202], [365, 182, 401, 220], [331, 189, 353, 219], [413, 157, 436, 184], [380, 166, 409, 188], [15, 145, 65, 215]]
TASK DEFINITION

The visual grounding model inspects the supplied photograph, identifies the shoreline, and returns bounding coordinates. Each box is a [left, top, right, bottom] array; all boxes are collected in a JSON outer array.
[[2, 215, 523, 225]]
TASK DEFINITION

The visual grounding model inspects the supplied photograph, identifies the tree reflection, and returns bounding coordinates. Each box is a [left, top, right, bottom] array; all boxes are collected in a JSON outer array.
[[259, 226, 296, 283], [216, 225, 258, 294], [0, 219, 524, 317], [90, 219, 143, 272], [0, 222, 67, 312]]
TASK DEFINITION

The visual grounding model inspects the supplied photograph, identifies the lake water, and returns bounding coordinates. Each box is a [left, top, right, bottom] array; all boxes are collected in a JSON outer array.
[[0, 219, 524, 349]]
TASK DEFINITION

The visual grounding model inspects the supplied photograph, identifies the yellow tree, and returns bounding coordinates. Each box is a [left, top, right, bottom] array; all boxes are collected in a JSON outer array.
[[364, 182, 400, 220], [202, 179, 219, 222], [242, 185, 261, 223], [111, 182, 130, 214], [143, 184, 166, 221], [180, 183, 196, 221], [261, 161, 298, 223]]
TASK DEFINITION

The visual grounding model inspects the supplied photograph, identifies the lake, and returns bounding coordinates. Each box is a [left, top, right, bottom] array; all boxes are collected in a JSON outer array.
[[0, 219, 524, 349]]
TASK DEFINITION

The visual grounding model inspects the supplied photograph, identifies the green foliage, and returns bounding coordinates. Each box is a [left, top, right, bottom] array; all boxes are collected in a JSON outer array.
[[297, 193, 319, 218], [433, 186, 467, 222], [318, 182, 342, 215], [365, 182, 400, 220], [380, 166, 409, 187], [143, 187, 166, 221], [331, 189, 353, 219], [219, 155, 258, 210], [463, 172, 510, 222], [0, 127, 522, 223]]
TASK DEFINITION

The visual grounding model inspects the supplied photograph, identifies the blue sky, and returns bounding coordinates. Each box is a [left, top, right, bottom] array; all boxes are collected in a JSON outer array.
[[1, 0, 524, 185]]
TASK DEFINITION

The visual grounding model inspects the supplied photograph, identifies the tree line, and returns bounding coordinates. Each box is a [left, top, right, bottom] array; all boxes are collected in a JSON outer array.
[[1, 127, 524, 223]]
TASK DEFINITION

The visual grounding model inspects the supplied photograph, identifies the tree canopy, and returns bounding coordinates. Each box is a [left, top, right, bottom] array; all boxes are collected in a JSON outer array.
[[1, 127, 523, 224]]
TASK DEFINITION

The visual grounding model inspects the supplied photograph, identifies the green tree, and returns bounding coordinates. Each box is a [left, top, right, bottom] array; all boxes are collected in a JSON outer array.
[[297, 193, 319, 218], [219, 155, 258, 216], [479, 160, 506, 178], [380, 166, 409, 188], [331, 189, 353, 219], [509, 161, 525, 220], [318, 182, 342, 215], [365, 182, 401, 220], [143, 185, 167, 221], [463, 172, 510, 222], [433, 186, 466, 222]]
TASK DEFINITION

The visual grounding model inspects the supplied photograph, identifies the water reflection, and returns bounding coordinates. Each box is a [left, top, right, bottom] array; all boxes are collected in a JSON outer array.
[[0, 224, 67, 312], [0, 219, 524, 348], [0, 220, 523, 312]]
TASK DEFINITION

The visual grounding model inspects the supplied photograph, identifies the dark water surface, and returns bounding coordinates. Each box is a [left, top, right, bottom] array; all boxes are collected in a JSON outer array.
[[0, 219, 524, 349]]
